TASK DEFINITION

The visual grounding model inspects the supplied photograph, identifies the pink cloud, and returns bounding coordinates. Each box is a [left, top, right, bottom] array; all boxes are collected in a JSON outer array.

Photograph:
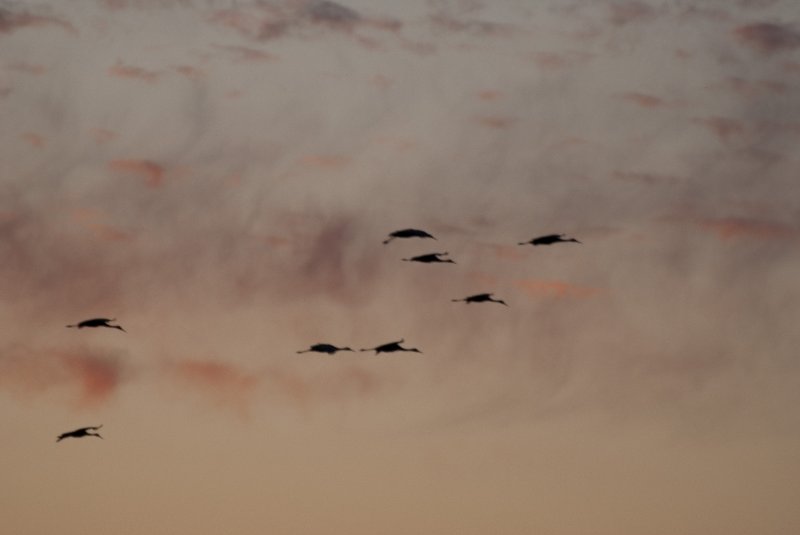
[[60, 353, 122, 407], [109, 159, 166, 188], [90, 128, 117, 145], [108, 61, 161, 83], [477, 90, 503, 101], [608, 1, 657, 26], [475, 116, 514, 129], [299, 154, 351, 169], [20, 132, 45, 148], [693, 116, 747, 144], [173, 65, 206, 79], [70, 208, 133, 243], [0, 8, 74, 35], [697, 217, 796, 241], [0, 348, 124, 408], [717, 76, 788, 97], [618, 92, 667, 108], [8, 62, 47, 75], [170, 359, 262, 414], [734, 22, 800, 55]]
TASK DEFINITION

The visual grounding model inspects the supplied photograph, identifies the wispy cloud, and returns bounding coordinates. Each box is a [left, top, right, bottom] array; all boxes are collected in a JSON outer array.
[[734, 22, 800, 55], [696, 217, 796, 241], [108, 61, 162, 83], [0, 346, 125, 407], [0, 5, 74, 35], [109, 159, 166, 188]]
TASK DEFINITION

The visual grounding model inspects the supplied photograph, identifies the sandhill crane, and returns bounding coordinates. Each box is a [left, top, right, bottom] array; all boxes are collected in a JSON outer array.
[[56, 425, 103, 442], [452, 293, 508, 306], [402, 252, 455, 264], [66, 318, 125, 332], [383, 228, 436, 244], [296, 343, 354, 355], [518, 234, 581, 246], [360, 339, 422, 354]]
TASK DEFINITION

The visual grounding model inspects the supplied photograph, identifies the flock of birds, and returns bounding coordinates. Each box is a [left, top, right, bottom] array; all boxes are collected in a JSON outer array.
[[56, 228, 580, 442]]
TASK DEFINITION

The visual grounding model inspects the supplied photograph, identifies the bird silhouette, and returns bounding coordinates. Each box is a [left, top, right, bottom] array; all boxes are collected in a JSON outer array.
[[402, 252, 455, 264], [452, 293, 508, 306], [518, 234, 581, 246], [383, 228, 436, 244], [56, 425, 103, 442], [66, 318, 125, 332], [296, 343, 354, 355], [360, 339, 422, 354]]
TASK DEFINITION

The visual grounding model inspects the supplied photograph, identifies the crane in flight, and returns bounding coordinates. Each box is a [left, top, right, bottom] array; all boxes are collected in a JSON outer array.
[[360, 339, 422, 354], [452, 293, 508, 306], [66, 318, 125, 332], [383, 228, 436, 244], [56, 425, 103, 442], [296, 343, 354, 355], [402, 252, 455, 264], [518, 234, 581, 246]]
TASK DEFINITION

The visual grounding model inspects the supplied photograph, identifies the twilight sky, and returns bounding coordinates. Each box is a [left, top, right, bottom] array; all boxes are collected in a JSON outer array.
[[2, 0, 800, 533]]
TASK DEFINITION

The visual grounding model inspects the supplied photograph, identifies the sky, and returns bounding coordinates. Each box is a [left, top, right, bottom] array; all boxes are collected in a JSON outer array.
[[1, 0, 800, 533]]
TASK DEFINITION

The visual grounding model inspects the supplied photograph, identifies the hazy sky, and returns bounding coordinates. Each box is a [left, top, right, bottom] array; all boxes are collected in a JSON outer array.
[[2, 0, 800, 533]]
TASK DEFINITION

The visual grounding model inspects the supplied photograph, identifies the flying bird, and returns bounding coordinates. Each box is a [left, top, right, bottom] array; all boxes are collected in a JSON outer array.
[[382, 228, 436, 244], [452, 293, 508, 306], [296, 343, 354, 355], [518, 234, 581, 246], [402, 252, 455, 264], [360, 339, 422, 355], [66, 318, 125, 331], [56, 425, 103, 442]]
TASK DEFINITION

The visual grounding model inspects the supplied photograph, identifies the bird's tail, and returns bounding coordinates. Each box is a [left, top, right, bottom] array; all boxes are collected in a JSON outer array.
[[114, 325, 126, 332], [66, 324, 76, 328], [382, 237, 394, 244]]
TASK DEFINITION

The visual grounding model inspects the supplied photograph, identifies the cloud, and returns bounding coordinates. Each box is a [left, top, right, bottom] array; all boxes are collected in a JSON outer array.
[[607, 1, 657, 26], [734, 22, 800, 55], [108, 61, 162, 83], [617, 92, 667, 108], [169, 359, 262, 414], [208, 1, 399, 43], [696, 217, 796, 241], [693, 116, 747, 144], [475, 116, 514, 129], [0, 346, 125, 407], [108, 159, 166, 188], [0, 5, 73, 35], [20, 132, 45, 148], [530, 51, 593, 71], [715, 76, 788, 97], [213, 44, 278, 63], [306, 0, 360, 27]]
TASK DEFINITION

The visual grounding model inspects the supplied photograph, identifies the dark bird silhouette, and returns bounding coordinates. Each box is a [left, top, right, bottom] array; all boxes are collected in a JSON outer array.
[[452, 293, 508, 306], [402, 252, 455, 264], [383, 228, 436, 244], [518, 234, 581, 246], [66, 318, 125, 332], [56, 425, 103, 442], [296, 343, 354, 355], [360, 339, 422, 354]]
